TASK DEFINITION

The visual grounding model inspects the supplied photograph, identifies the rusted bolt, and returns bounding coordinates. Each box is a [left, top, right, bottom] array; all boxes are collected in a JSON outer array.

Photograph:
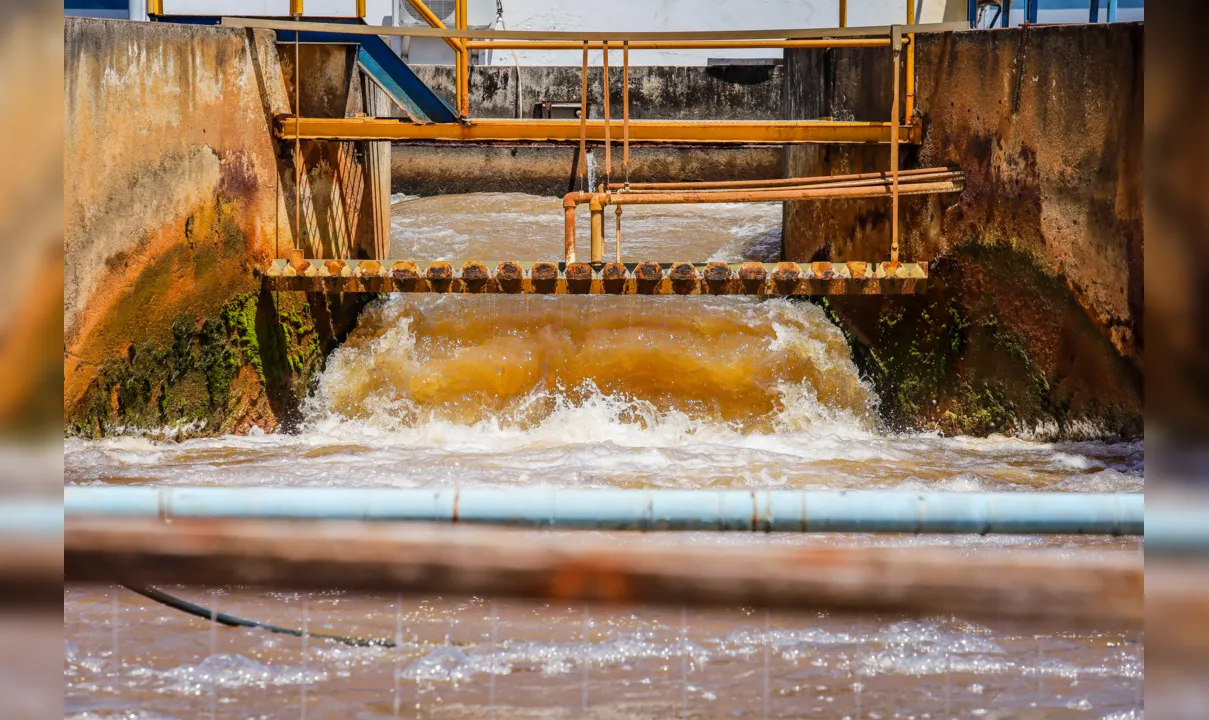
[[602, 262, 628, 294], [565, 262, 594, 281], [461, 261, 490, 282], [704, 262, 732, 283], [738, 262, 767, 282], [602, 262, 628, 281], [426, 262, 453, 281], [391, 261, 421, 280], [531, 262, 559, 282], [531, 261, 560, 293], [322, 259, 350, 278], [495, 261, 524, 282], [634, 262, 663, 282], [668, 262, 697, 282], [772, 262, 801, 283], [357, 260, 385, 277]]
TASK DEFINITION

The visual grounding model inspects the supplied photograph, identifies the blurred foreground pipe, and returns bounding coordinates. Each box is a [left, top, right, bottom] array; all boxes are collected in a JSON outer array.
[[64, 519, 1143, 625], [64, 487, 1144, 535]]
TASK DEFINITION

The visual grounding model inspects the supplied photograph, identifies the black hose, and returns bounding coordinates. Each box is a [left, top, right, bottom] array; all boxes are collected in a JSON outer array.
[[122, 585, 396, 648]]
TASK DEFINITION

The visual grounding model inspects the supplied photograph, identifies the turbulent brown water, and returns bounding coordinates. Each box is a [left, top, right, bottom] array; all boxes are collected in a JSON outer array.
[[64, 193, 1144, 719]]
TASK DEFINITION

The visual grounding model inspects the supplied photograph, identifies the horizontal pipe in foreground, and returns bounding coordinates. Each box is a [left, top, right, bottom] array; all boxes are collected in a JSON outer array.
[[63, 487, 1144, 535], [64, 518, 1142, 624]]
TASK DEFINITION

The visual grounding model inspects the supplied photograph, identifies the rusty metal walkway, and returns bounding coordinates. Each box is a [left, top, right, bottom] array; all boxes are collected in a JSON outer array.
[[263, 258, 929, 295]]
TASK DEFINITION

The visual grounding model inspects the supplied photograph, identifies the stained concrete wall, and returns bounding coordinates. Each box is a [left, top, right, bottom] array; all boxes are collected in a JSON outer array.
[[782, 23, 1144, 438], [64, 18, 381, 435], [392, 64, 785, 195]]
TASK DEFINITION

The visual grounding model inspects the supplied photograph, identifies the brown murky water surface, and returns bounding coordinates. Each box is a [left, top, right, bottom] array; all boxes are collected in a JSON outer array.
[[65, 194, 1143, 719]]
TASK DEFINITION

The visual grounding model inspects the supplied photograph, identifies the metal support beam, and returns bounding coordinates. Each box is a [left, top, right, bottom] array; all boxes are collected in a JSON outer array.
[[64, 487, 1144, 535], [221, 16, 969, 42], [275, 117, 919, 144], [1026, 0, 1039, 24], [1107, 0, 1118, 22]]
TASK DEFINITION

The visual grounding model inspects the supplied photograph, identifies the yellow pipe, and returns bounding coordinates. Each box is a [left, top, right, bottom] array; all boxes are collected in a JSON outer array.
[[279, 118, 917, 144], [563, 195, 578, 263], [356, 0, 366, 18], [146, 0, 163, 15], [622, 41, 630, 189], [890, 29, 902, 264], [906, 0, 916, 121], [456, 0, 468, 117], [578, 43, 589, 189], [589, 195, 605, 263], [602, 41, 611, 190], [839, 0, 847, 27], [464, 38, 894, 50], [614, 166, 954, 191], [289, 0, 304, 15]]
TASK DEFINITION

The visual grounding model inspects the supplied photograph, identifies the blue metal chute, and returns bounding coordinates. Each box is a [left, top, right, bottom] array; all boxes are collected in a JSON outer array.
[[274, 29, 458, 123]]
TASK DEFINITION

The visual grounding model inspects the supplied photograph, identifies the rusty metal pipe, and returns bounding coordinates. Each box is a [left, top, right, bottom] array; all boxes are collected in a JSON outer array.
[[589, 194, 605, 263], [622, 41, 630, 189], [600, 181, 960, 206], [890, 27, 902, 264], [463, 38, 894, 50], [602, 41, 611, 191], [617, 171, 962, 195], [578, 42, 588, 191], [613, 166, 951, 191], [456, 0, 469, 116], [562, 193, 578, 263]]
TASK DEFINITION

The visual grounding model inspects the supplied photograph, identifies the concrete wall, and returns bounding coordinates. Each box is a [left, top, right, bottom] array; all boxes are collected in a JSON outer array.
[[782, 23, 1144, 438], [392, 63, 785, 195], [64, 18, 380, 435]]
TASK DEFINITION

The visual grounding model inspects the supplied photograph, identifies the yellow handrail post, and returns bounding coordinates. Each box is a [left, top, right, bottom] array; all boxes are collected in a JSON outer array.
[[578, 42, 588, 193], [456, 0, 469, 117], [289, 0, 304, 15], [146, 0, 163, 15], [602, 41, 611, 192], [403, 1, 466, 114], [839, 0, 847, 27], [356, 0, 366, 18], [622, 41, 630, 190], [890, 26, 902, 265], [905, 0, 916, 121]]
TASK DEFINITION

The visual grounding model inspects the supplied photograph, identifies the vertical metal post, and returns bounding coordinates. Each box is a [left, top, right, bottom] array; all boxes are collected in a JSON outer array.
[[1003, 0, 1013, 27], [1089, 0, 1101, 22], [356, 0, 366, 18], [839, 0, 847, 27], [1026, 0, 1038, 24], [969, 0, 978, 28], [602, 41, 611, 193], [890, 26, 902, 265], [294, 9, 303, 254], [622, 41, 630, 190], [456, 0, 469, 117], [1107, 0, 1117, 22], [578, 42, 588, 193], [905, 0, 915, 122]]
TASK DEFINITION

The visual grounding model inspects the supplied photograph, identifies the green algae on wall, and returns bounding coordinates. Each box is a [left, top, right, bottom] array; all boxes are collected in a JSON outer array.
[[67, 291, 367, 438], [820, 242, 1142, 439]]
